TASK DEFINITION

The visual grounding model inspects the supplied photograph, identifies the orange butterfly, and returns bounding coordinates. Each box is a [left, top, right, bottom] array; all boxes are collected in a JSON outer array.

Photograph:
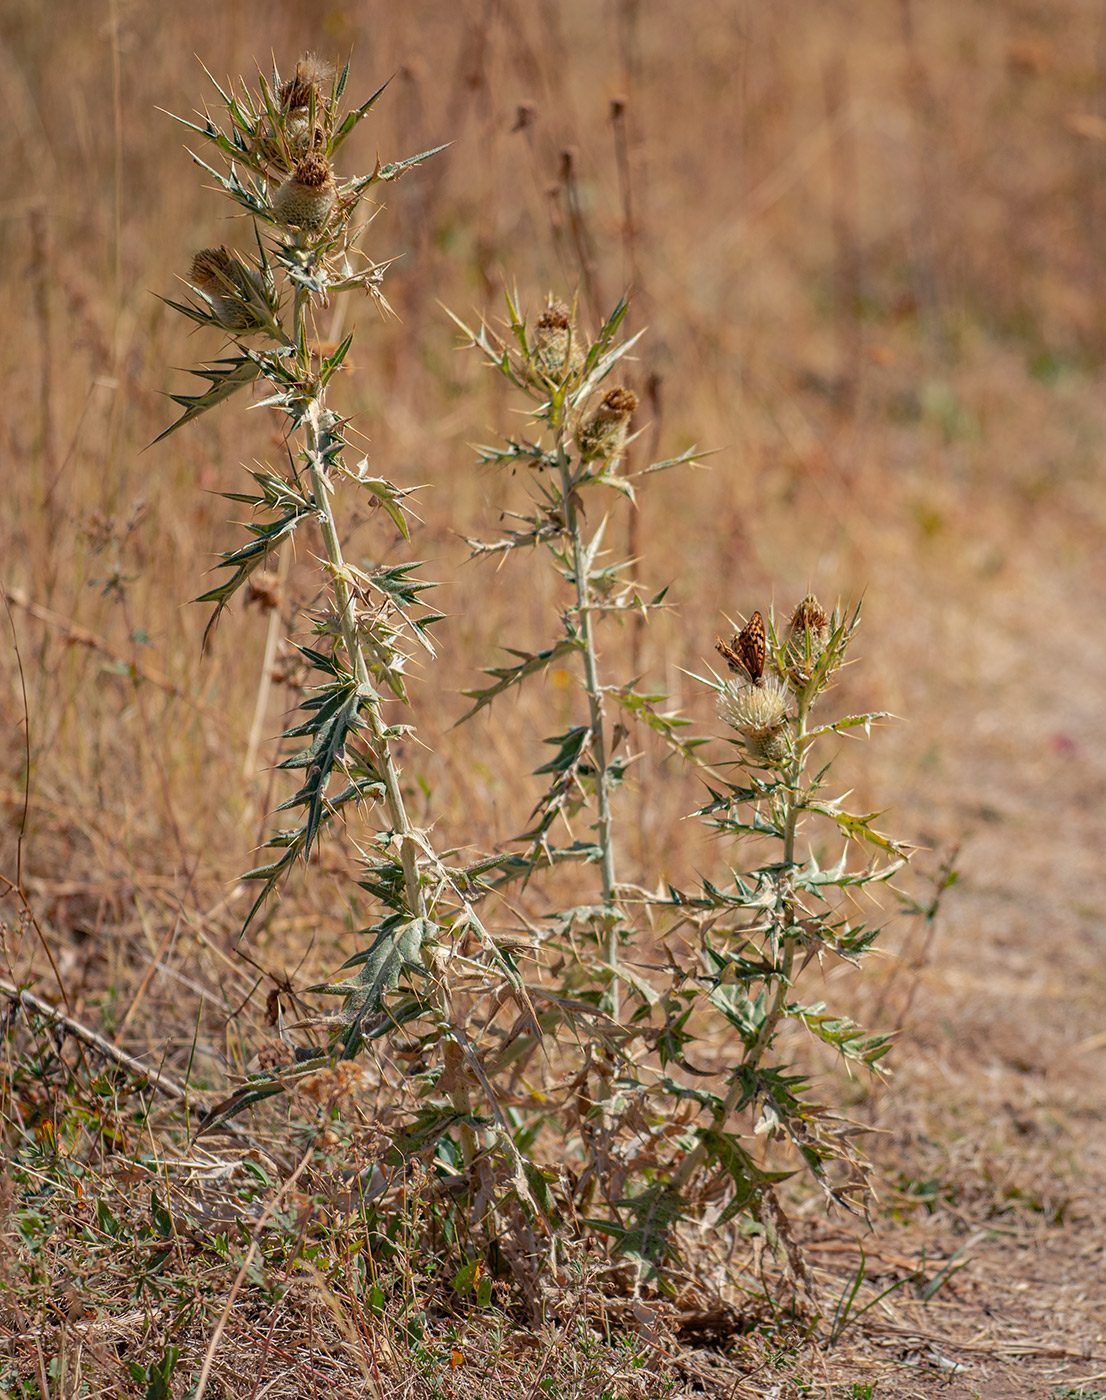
[[716, 611, 766, 685]]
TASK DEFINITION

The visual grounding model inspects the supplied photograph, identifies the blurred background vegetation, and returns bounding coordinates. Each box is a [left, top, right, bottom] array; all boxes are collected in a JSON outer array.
[[2, 0, 1104, 1172]]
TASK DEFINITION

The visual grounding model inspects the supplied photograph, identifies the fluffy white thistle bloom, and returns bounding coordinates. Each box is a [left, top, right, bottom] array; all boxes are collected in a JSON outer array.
[[716, 675, 790, 738]]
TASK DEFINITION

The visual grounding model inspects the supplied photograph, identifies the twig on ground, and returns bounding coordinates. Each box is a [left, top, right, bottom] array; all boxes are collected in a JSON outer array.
[[0, 976, 189, 1101]]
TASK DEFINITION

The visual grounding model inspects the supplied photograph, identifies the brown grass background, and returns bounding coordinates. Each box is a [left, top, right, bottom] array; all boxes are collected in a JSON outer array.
[[2, 0, 1106, 1365]]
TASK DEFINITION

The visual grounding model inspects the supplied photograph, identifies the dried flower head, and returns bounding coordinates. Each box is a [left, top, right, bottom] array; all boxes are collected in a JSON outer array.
[[790, 593, 829, 642], [718, 675, 791, 765], [575, 386, 639, 463], [257, 53, 333, 162], [273, 154, 337, 233], [785, 592, 832, 686], [280, 53, 335, 113], [190, 246, 235, 289], [533, 297, 584, 382], [189, 246, 271, 332]]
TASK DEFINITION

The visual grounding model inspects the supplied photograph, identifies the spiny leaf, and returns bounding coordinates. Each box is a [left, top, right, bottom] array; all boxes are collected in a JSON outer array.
[[610, 686, 709, 766], [276, 686, 366, 858], [787, 1005, 894, 1068], [805, 711, 894, 741], [584, 1182, 684, 1272], [194, 507, 307, 651], [627, 444, 712, 479], [319, 331, 354, 386], [330, 77, 391, 154], [803, 801, 911, 857], [345, 142, 452, 198], [152, 355, 262, 445], [314, 916, 431, 1014], [458, 638, 580, 721]]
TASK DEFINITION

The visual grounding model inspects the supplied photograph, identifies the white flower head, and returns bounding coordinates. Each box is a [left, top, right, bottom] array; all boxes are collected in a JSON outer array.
[[716, 675, 790, 738]]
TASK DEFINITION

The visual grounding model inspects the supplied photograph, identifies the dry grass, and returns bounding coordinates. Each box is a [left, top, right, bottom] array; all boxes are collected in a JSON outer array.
[[3, 0, 1106, 1394]]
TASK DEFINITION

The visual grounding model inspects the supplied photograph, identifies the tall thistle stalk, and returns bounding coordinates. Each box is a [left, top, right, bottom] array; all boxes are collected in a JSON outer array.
[[159, 62, 600, 1254], [158, 57, 444, 936], [453, 295, 702, 1024], [157, 58, 497, 1149], [652, 599, 910, 1259]]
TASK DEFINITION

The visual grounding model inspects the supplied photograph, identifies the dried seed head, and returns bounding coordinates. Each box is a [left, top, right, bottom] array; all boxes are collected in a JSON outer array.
[[189, 246, 270, 332], [252, 113, 324, 170], [273, 154, 337, 233], [286, 112, 326, 158], [266, 55, 333, 162], [790, 593, 829, 642], [280, 53, 335, 113], [190, 246, 235, 289], [717, 675, 790, 739], [533, 297, 584, 381], [575, 386, 639, 462], [785, 592, 833, 686], [290, 153, 333, 189], [537, 301, 570, 331]]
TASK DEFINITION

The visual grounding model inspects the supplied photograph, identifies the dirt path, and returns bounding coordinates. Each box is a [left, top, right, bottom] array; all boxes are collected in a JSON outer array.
[[800, 467, 1106, 1394]]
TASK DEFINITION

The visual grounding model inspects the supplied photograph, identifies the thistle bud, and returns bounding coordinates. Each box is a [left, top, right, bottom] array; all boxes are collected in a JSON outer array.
[[252, 115, 323, 170], [189, 247, 271, 332], [273, 154, 337, 233], [784, 593, 832, 687], [533, 298, 584, 382], [575, 386, 638, 463]]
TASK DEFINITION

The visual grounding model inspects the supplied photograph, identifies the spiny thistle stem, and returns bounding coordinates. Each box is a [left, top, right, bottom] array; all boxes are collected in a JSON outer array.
[[163, 56, 487, 1184], [300, 366, 476, 1156], [288, 277, 426, 921], [301, 402, 480, 1159], [307, 437, 426, 918], [553, 436, 620, 1016], [457, 295, 695, 1042], [295, 290, 472, 1153], [741, 687, 809, 1067]]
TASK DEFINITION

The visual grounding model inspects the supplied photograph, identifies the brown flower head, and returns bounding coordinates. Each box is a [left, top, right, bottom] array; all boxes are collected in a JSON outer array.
[[190, 246, 235, 291], [252, 57, 333, 170], [280, 53, 335, 113], [533, 297, 584, 382], [575, 386, 639, 463], [784, 593, 833, 686]]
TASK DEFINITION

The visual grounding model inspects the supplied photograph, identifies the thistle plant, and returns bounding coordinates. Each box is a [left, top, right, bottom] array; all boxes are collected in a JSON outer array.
[[458, 294, 909, 1285], [580, 594, 909, 1279], [160, 55, 447, 935], [157, 60, 554, 1223], [656, 600, 910, 1232]]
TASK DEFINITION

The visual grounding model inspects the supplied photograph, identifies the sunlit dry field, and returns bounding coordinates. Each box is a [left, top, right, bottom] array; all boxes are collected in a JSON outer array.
[[2, 2, 1106, 1395]]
